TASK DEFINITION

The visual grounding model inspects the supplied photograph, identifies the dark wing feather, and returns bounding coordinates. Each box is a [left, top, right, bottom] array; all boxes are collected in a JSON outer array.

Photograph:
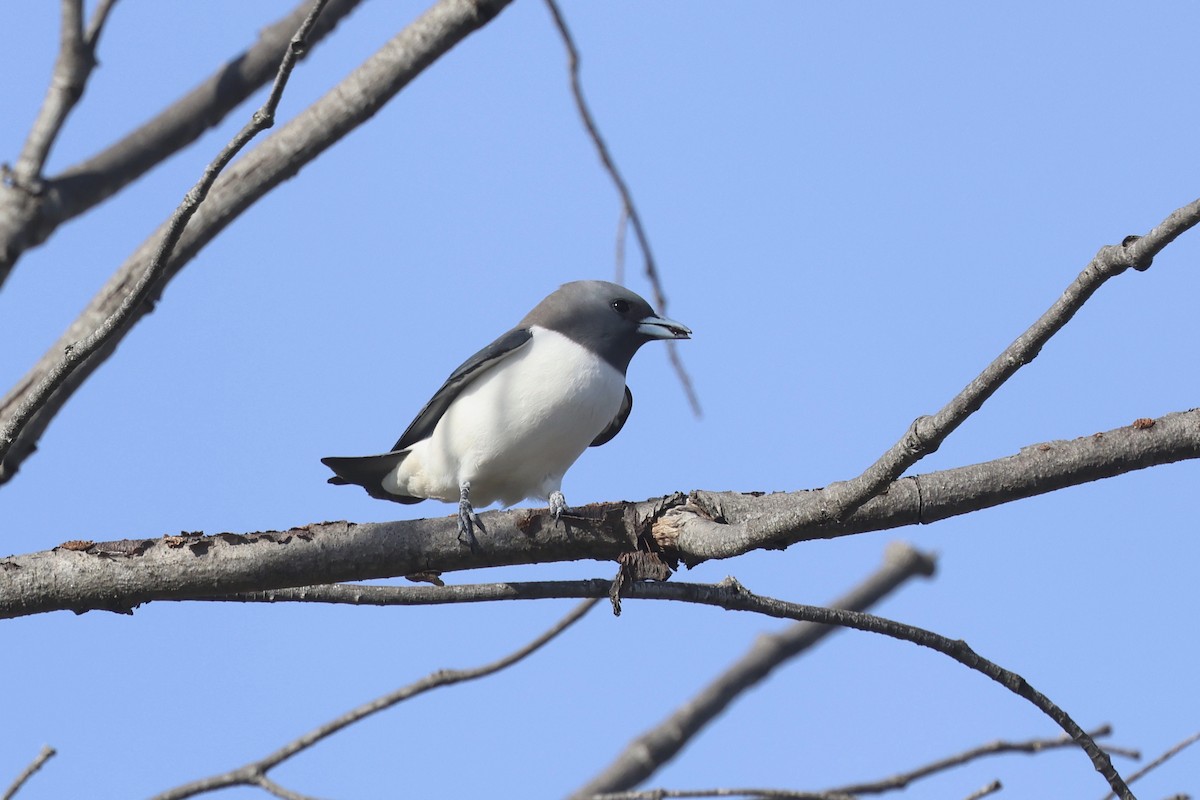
[[590, 385, 633, 447], [392, 327, 533, 451]]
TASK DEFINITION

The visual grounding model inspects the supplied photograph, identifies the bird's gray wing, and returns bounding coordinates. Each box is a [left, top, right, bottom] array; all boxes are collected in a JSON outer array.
[[590, 385, 633, 447], [392, 327, 534, 451]]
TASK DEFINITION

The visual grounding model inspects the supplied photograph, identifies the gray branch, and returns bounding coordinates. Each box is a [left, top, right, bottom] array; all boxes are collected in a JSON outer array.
[[147, 598, 598, 800], [570, 543, 936, 797], [9, 0, 91, 187], [0, 0, 515, 483], [2, 407, 1198, 619], [682, 197, 1200, 551], [194, 573, 1133, 799], [1, 745, 56, 800], [583, 725, 1125, 798], [543, 0, 701, 416], [0, 0, 334, 471], [0, 0, 367, 288], [658, 408, 1200, 563]]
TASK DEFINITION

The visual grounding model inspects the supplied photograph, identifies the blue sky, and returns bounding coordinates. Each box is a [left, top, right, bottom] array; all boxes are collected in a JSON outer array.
[[3, 2, 1198, 798]]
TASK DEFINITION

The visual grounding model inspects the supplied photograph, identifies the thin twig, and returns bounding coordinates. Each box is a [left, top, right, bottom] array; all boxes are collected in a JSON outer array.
[[148, 598, 598, 800], [0, 0, 512, 482], [0, 0, 365, 288], [10, 0, 90, 186], [196, 573, 1129, 798], [569, 728, 1127, 799], [543, 0, 701, 416], [0, 0, 331, 469], [661, 197, 1200, 561], [2, 745, 56, 800], [83, 0, 120, 46], [962, 781, 1003, 800], [615, 204, 628, 285], [816, 198, 1200, 526], [571, 543, 936, 797], [592, 790, 850, 800], [254, 774, 324, 800], [828, 725, 1121, 796], [1101, 730, 1200, 800]]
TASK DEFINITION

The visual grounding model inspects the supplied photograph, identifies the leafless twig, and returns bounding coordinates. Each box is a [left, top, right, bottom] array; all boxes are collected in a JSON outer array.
[[10, 0, 92, 187], [822, 198, 1200, 524], [828, 725, 1124, 796], [2, 745, 56, 800], [194, 568, 1128, 797], [591, 790, 851, 800], [1101, 730, 1200, 800], [962, 781, 1003, 800], [0, 0, 331, 469], [82, 0, 120, 46], [658, 195, 1200, 560], [572, 543, 935, 797], [586, 727, 1125, 800], [543, 0, 701, 417], [147, 598, 598, 800], [0, 0, 365, 287], [0, 0, 514, 484]]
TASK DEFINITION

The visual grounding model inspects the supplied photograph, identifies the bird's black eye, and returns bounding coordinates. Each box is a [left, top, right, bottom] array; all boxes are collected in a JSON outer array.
[[610, 299, 631, 314]]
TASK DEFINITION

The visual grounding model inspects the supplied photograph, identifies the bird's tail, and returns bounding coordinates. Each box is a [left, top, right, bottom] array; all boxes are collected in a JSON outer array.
[[320, 451, 422, 504]]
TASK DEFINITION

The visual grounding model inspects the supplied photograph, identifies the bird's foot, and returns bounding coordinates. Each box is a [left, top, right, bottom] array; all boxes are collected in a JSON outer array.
[[549, 490, 568, 527], [458, 481, 484, 549]]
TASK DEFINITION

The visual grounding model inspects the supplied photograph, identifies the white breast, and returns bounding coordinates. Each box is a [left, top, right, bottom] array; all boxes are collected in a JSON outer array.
[[385, 326, 627, 507]]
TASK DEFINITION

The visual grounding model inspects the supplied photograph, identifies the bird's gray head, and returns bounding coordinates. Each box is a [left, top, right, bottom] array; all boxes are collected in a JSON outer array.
[[521, 280, 691, 372]]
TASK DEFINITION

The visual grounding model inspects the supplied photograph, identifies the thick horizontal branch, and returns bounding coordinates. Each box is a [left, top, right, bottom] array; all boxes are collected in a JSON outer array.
[[0, 0, 514, 482], [2, 409, 1196, 619], [0, 0, 367, 288], [657, 408, 1200, 563]]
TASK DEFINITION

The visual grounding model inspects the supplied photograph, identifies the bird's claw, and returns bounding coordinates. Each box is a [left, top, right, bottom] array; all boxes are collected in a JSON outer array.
[[458, 481, 484, 549], [549, 490, 568, 527]]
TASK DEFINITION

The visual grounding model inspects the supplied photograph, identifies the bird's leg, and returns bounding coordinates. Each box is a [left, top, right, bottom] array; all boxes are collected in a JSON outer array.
[[548, 490, 568, 526], [458, 480, 485, 549]]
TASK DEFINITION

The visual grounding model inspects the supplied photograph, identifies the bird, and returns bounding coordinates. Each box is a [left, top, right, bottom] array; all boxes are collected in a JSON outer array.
[[321, 279, 691, 546]]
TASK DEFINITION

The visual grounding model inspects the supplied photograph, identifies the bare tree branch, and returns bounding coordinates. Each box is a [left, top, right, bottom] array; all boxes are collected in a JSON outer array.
[[9, 0, 91, 187], [82, 0, 120, 47], [0, 0, 515, 483], [658, 409, 1200, 563], [831, 200, 1200, 518], [572, 543, 936, 797], [654, 195, 1200, 560], [2, 745, 56, 800], [591, 790, 851, 799], [962, 781, 1003, 800], [1101, 730, 1200, 800], [828, 725, 1122, 796], [251, 576, 1131, 799], [590, 581, 1129, 798], [0, 0, 367, 288], [3, 407, 1199, 618], [586, 727, 1127, 799], [251, 775, 321, 800], [0, 0, 332, 472], [186, 567, 1129, 799], [147, 598, 598, 800], [543, 0, 701, 417]]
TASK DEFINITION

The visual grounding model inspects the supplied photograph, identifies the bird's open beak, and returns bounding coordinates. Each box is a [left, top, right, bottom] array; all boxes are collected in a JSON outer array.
[[637, 314, 692, 340]]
